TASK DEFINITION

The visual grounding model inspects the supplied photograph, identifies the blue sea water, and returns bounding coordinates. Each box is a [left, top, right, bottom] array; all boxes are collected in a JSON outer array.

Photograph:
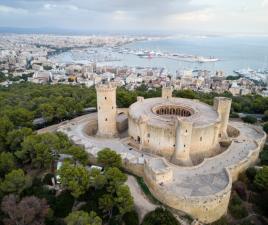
[[117, 36, 268, 75], [54, 36, 268, 75]]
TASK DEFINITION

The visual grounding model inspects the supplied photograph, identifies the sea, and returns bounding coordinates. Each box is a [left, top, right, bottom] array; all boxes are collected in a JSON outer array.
[[52, 36, 268, 76]]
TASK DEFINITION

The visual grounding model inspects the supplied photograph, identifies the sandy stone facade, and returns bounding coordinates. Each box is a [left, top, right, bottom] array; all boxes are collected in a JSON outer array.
[[96, 82, 117, 137], [128, 87, 232, 166]]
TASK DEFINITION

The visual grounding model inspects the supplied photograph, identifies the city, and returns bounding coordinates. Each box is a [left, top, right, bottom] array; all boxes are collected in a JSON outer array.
[[1, 34, 267, 97]]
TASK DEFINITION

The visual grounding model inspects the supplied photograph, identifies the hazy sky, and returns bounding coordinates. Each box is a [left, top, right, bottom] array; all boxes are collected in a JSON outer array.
[[0, 0, 268, 34]]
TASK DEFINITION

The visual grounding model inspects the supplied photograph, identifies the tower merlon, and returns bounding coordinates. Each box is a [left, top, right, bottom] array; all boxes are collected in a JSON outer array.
[[162, 85, 173, 99]]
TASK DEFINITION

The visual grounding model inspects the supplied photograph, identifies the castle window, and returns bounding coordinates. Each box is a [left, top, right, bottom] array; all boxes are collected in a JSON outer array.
[[147, 133, 150, 138], [105, 118, 108, 121], [186, 129, 188, 133], [200, 137, 202, 142], [184, 144, 186, 147], [112, 106, 114, 109], [219, 133, 221, 138], [105, 97, 107, 100]]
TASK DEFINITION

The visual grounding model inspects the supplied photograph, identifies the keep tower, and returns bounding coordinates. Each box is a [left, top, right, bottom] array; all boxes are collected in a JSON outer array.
[[96, 82, 117, 137]]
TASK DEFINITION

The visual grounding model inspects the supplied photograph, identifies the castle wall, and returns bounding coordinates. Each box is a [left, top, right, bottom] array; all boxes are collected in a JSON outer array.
[[129, 114, 221, 161], [143, 169, 231, 224], [128, 116, 175, 158], [190, 123, 220, 155]]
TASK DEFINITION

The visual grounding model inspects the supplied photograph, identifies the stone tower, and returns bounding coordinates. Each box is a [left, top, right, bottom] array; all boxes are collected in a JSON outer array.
[[213, 97, 232, 139], [172, 118, 193, 166], [96, 82, 117, 137], [162, 86, 173, 99]]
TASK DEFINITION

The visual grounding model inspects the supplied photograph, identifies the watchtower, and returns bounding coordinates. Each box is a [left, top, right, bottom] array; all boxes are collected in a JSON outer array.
[[213, 97, 232, 139], [96, 82, 117, 137], [172, 117, 193, 166], [162, 86, 173, 100]]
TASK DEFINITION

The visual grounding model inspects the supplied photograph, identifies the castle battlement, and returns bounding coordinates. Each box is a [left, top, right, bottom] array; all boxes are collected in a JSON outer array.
[[96, 82, 117, 92]]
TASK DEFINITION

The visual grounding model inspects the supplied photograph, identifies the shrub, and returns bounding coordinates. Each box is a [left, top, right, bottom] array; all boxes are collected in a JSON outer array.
[[53, 191, 74, 218], [233, 181, 247, 200], [210, 216, 228, 225], [242, 115, 257, 124], [230, 113, 239, 118], [251, 191, 268, 216], [263, 122, 268, 133], [228, 194, 248, 219], [260, 145, 268, 165], [254, 166, 268, 191], [42, 173, 54, 186], [246, 167, 257, 182], [141, 207, 180, 225], [229, 204, 248, 219], [123, 210, 139, 225]]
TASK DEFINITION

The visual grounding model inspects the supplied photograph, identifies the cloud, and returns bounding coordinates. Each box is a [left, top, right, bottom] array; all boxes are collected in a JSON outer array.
[[0, 0, 267, 34], [43, 3, 79, 11], [262, 0, 268, 7], [0, 4, 27, 14]]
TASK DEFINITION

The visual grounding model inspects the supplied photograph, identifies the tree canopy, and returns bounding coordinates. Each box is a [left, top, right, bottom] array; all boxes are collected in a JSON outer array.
[[254, 166, 268, 191], [58, 162, 90, 198], [1, 194, 49, 225], [65, 210, 102, 225], [0, 169, 31, 194], [97, 148, 122, 168], [141, 208, 181, 225]]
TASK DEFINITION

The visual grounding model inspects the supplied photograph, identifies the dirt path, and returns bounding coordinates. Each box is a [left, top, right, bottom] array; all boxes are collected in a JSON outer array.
[[126, 175, 157, 221]]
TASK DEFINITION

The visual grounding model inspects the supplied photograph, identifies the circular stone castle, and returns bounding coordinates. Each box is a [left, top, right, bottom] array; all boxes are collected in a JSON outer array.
[[128, 88, 231, 166], [58, 82, 266, 223]]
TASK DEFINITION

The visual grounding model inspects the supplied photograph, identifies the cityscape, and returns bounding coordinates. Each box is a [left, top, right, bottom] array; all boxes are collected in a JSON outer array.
[[0, 1, 268, 225]]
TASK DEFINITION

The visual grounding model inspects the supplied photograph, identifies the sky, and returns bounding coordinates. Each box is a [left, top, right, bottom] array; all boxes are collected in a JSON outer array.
[[0, 0, 268, 35]]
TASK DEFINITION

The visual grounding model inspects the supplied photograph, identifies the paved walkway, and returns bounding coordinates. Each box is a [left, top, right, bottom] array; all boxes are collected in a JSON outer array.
[[126, 175, 157, 221]]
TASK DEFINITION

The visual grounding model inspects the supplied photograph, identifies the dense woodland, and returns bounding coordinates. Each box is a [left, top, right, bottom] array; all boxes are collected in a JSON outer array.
[[0, 83, 267, 225]]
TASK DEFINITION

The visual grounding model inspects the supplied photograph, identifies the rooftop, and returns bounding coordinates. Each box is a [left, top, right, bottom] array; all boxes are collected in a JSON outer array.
[[129, 97, 219, 128]]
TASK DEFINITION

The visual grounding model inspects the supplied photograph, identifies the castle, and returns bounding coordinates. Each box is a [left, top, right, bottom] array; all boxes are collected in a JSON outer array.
[[58, 82, 266, 223]]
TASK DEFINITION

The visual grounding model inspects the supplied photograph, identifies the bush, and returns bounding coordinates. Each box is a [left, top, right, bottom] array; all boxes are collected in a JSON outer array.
[[141, 208, 180, 225], [263, 122, 268, 133], [229, 204, 248, 219], [210, 216, 228, 225], [260, 145, 268, 165], [246, 167, 257, 182], [254, 166, 268, 191], [251, 191, 268, 216], [233, 181, 247, 200], [228, 194, 248, 219], [230, 113, 239, 118], [123, 210, 139, 225], [242, 115, 257, 124], [42, 173, 54, 186], [53, 191, 74, 218]]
